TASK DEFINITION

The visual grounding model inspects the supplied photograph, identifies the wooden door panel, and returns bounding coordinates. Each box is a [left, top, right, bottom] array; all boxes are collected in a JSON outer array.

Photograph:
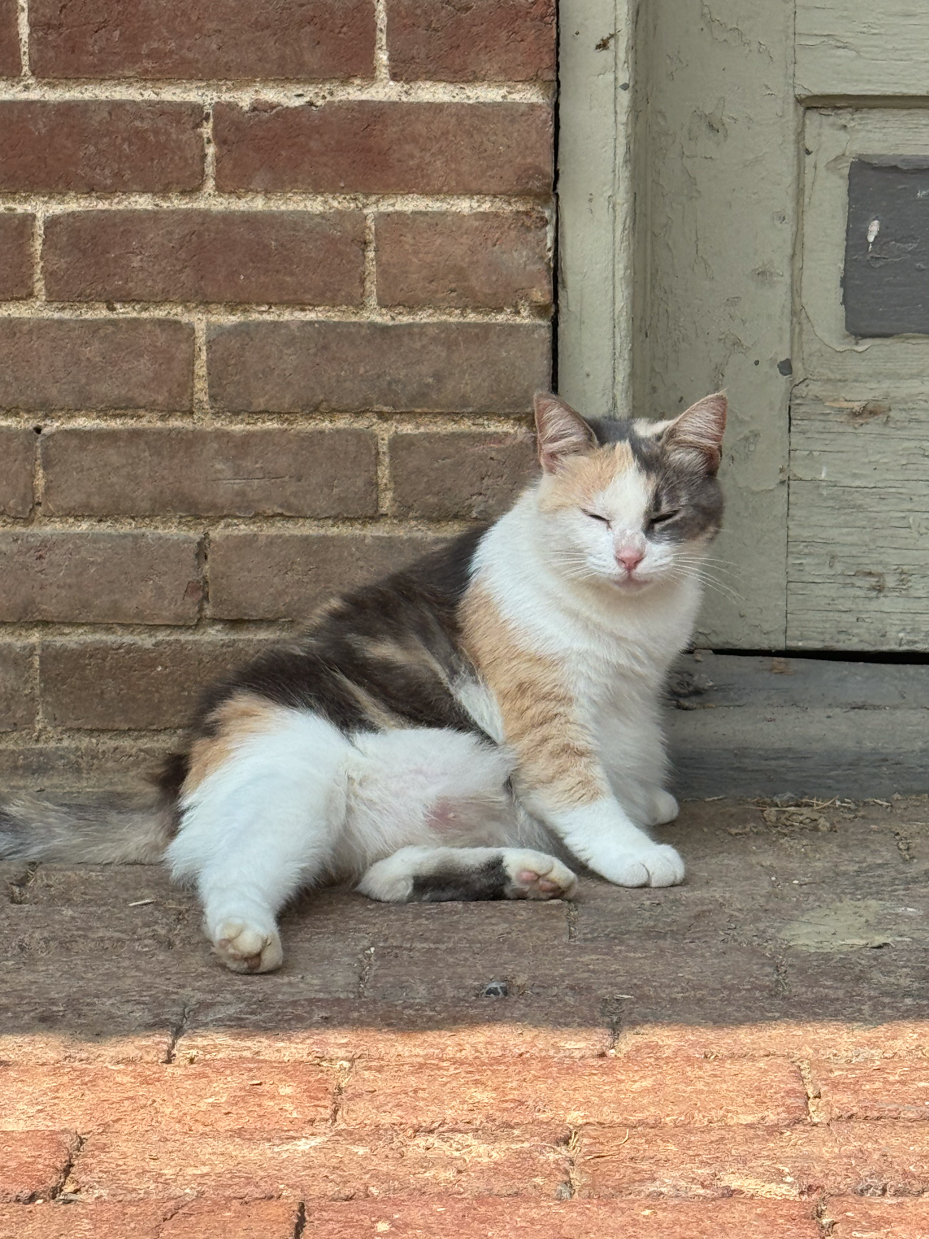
[[797, 1, 929, 98], [790, 104, 929, 650], [789, 388, 929, 650]]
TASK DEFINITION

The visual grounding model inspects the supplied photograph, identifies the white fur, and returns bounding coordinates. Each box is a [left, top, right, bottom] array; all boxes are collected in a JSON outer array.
[[169, 458, 709, 972], [167, 710, 349, 972], [466, 484, 706, 889], [168, 718, 551, 971]]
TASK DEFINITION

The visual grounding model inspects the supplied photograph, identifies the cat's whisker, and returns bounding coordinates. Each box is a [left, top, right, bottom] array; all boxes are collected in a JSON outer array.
[[666, 564, 743, 603], [677, 575, 738, 603], [674, 556, 740, 578]]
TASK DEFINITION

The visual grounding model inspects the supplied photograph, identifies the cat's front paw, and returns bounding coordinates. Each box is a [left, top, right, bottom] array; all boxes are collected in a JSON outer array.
[[212, 920, 284, 973], [602, 843, 685, 888]]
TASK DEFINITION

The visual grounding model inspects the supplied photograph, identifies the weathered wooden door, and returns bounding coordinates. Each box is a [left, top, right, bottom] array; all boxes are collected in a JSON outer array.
[[567, 0, 929, 652]]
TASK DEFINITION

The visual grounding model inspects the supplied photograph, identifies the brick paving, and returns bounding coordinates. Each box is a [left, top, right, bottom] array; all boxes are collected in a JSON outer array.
[[3, 796, 929, 1237]]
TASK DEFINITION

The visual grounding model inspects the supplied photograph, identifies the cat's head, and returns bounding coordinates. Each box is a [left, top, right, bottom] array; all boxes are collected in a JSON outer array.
[[531, 391, 726, 594]]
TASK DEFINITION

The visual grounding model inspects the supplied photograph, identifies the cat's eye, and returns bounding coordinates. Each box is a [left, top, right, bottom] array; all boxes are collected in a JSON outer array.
[[649, 509, 680, 527], [582, 510, 610, 524]]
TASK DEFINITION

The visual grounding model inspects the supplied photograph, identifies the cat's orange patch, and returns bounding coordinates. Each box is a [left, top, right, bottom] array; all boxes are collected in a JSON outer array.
[[461, 586, 607, 808], [539, 442, 636, 514], [184, 692, 287, 793]]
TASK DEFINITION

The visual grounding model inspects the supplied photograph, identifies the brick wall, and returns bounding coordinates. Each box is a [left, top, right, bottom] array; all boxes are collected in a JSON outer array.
[[0, 0, 555, 783]]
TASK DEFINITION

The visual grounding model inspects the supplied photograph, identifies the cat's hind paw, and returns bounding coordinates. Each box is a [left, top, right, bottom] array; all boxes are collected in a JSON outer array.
[[212, 921, 284, 974], [504, 850, 578, 900]]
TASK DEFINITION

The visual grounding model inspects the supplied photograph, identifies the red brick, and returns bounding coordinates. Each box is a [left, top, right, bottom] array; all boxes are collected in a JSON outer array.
[[74, 1127, 567, 1200], [207, 321, 550, 414], [214, 101, 552, 194], [0, 642, 35, 732], [163, 1201, 300, 1239], [0, 1061, 333, 1134], [0, 320, 193, 412], [0, 1203, 169, 1239], [263, 1199, 821, 1238], [41, 426, 376, 517], [0, 1200, 299, 1239], [815, 1060, 929, 1121], [616, 1019, 929, 1064], [43, 210, 365, 305], [0, 531, 201, 624], [389, 430, 536, 519], [575, 1122, 929, 1198], [39, 637, 262, 730], [178, 997, 610, 1062], [830, 1198, 929, 1238], [0, 102, 203, 192], [0, 739, 171, 785], [388, 0, 556, 82], [0, 0, 18, 76], [0, 215, 33, 299], [0, 1131, 78, 1203], [341, 1057, 808, 1130], [0, 428, 34, 516], [376, 211, 551, 309], [30, 0, 374, 80], [208, 530, 442, 620]]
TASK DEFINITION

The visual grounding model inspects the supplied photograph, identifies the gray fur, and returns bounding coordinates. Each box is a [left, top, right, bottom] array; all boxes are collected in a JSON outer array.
[[0, 794, 172, 864]]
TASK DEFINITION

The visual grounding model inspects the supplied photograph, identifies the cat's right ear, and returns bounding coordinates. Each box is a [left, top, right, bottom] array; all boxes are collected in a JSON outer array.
[[533, 392, 597, 473]]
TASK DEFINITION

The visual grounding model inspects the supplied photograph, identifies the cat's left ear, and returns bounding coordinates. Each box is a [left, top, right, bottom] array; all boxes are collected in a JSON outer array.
[[663, 392, 727, 474], [533, 392, 598, 473]]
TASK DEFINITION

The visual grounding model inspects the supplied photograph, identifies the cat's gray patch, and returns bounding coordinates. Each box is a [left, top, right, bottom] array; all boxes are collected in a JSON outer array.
[[410, 854, 510, 902]]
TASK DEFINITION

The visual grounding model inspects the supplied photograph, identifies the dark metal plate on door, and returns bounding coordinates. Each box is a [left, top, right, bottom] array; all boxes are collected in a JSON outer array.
[[845, 157, 929, 337]]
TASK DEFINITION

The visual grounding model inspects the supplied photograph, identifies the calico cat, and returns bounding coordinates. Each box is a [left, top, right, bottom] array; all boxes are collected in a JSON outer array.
[[0, 391, 726, 974]]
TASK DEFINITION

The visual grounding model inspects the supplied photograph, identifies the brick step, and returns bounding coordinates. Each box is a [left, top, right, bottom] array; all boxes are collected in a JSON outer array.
[[0, 1055, 807, 1135], [64, 1127, 570, 1201], [8, 1120, 929, 1204], [576, 1121, 929, 1198], [0, 1200, 299, 1239], [0, 1198, 821, 1239]]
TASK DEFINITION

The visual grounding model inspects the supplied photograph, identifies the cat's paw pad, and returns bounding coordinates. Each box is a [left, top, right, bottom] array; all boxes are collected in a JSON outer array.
[[646, 789, 680, 826], [212, 921, 283, 974], [609, 844, 685, 888], [505, 850, 578, 900]]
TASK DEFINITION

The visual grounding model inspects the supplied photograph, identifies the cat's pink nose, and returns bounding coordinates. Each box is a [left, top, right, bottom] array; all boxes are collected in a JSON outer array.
[[616, 548, 644, 573]]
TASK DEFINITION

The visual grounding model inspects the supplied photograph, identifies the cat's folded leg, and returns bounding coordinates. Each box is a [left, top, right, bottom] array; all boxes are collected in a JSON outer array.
[[166, 710, 348, 973], [358, 844, 577, 903]]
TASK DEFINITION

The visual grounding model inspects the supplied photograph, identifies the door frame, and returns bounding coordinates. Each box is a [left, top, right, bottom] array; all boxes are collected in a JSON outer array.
[[556, 0, 798, 651], [557, 0, 638, 425]]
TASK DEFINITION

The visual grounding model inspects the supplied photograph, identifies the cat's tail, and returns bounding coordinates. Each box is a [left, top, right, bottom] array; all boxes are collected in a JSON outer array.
[[0, 791, 174, 864]]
